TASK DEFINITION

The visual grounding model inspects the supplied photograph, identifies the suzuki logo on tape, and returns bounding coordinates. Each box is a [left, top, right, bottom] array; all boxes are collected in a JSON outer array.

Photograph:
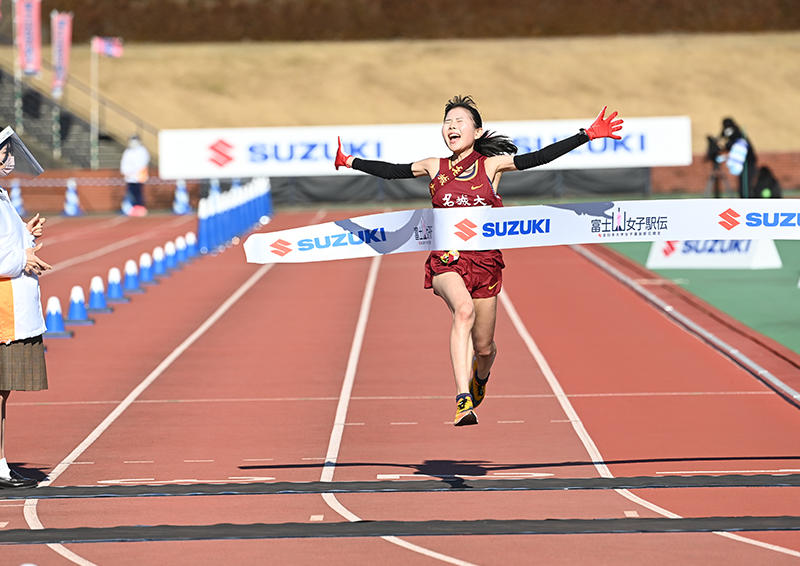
[[209, 139, 234, 167], [719, 208, 740, 231], [662, 240, 679, 257], [270, 239, 292, 257], [454, 218, 478, 241]]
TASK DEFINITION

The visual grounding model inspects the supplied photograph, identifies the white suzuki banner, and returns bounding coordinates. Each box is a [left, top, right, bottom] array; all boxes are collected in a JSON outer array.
[[243, 199, 800, 264], [159, 116, 692, 180], [645, 239, 782, 269]]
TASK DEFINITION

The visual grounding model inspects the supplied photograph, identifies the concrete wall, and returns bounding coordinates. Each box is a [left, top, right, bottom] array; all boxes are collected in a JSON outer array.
[[9, 169, 202, 215]]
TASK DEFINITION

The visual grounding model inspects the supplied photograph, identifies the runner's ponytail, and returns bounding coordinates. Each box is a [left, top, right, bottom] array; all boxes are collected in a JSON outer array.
[[474, 131, 517, 157]]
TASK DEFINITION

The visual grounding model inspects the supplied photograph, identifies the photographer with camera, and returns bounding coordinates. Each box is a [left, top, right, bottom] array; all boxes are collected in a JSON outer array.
[[711, 117, 781, 199], [717, 117, 757, 198]]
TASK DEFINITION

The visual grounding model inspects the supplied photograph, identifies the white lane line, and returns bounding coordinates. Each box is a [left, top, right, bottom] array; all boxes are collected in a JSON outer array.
[[0, 521, 8, 528], [344, 422, 365, 426], [624, 511, 640, 518], [319, 256, 477, 566], [497, 420, 524, 424], [309, 514, 324, 522], [123, 460, 154, 464], [567, 391, 772, 398], [302, 457, 326, 461], [95, 477, 277, 485], [44, 234, 150, 274], [184, 459, 214, 463], [375, 472, 555, 481], [44, 216, 192, 274], [500, 288, 800, 559], [492, 473, 554, 478], [97, 478, 155, 484], [656, 469, 800, 475], [24, 262, 275, 566], [10, 390, 771, 407], [44, 216, 131, 245]]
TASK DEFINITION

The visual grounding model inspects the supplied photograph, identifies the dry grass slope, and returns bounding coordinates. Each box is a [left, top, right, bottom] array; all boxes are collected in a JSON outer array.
[[1, 32, 798, 155]]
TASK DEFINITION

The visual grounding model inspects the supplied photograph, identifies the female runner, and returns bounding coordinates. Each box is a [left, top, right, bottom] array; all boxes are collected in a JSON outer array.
[[335, 95, 622, 425]]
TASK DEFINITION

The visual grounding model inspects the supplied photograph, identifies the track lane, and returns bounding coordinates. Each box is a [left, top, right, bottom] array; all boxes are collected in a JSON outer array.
[[501, 245, 800, 557], [4, 211, 800, 564], [37, 215, 198, 309], [2, 212, 320, 564], [23, 212, 403, 564], [320, 251, 700, 564]]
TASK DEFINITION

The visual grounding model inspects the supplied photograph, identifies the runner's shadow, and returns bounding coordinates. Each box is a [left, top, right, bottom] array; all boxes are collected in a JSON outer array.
[[9, 464, 49, 482], [412, 460, 493, 488], [239, 454, 800, 477], [237, 459, 495, 488]]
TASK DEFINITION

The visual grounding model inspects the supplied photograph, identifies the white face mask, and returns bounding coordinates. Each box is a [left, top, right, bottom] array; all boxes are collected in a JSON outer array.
[[0, 155, 14, 177]]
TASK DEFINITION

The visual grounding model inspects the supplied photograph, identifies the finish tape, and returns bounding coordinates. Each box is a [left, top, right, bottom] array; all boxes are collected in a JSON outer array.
[[244, 199, 797, 264]]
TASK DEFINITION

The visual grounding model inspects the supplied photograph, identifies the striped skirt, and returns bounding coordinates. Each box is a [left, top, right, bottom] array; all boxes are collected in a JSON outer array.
[[0, 335, 48, 391]]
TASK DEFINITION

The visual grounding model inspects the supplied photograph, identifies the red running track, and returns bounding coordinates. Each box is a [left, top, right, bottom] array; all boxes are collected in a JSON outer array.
[[1, 210, 799, 565]]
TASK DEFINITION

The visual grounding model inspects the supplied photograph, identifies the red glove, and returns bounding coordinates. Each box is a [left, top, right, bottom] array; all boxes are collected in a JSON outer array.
[[334, 136, 352, 170], [585, 106, 623, 140]]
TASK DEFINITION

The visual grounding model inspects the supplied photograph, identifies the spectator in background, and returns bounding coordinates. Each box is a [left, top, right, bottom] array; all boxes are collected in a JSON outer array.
[[718, 117, 757, 198], [120, 134, 150, 216], [0, 136, 50, 488]]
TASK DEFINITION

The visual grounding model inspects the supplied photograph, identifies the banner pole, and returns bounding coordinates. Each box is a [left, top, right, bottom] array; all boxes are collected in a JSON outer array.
[[51, 10, 60, 160], [90, 38, 99, 170], [12, 0, 24, 134], [52, 105, 61, 160]]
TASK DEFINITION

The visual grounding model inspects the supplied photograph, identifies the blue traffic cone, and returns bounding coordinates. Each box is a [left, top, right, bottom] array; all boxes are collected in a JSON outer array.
[[66, 285, 95, 326], [139, 252, 156, 284], [205, 195, 220, 251], [197, 198, 210, 254], [120, 190, 133, 216], [10, 179, 25, 216], [258, 177, 274, 223], [62, 178, 83, 217], [175, 236, 188, 264], [124, 259, 144, 293], [152, 246, 167, 277], [87, 275, 113, 313], [44, 297, 73, 338], [185, 231, 198, 258], [164, 241, 178, 270], [172, 179, 191, 215], [107, 267, 130, 303]]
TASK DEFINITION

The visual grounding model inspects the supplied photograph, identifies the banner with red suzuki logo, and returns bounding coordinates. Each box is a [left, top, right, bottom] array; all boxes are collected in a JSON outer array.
[[158, 116, 691, 180], [243, 199, 800, 264], [645, 239, 782, 269]]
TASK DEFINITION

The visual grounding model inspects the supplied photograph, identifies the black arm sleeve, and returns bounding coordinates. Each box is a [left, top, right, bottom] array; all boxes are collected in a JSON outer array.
[[351, 158, 416, 179], [512, 131, 590, 171]]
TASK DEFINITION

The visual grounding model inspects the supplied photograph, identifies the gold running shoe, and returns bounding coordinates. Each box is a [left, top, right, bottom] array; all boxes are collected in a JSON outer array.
[[454, 393, 478, 426], [469, 357, 489, 408]]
